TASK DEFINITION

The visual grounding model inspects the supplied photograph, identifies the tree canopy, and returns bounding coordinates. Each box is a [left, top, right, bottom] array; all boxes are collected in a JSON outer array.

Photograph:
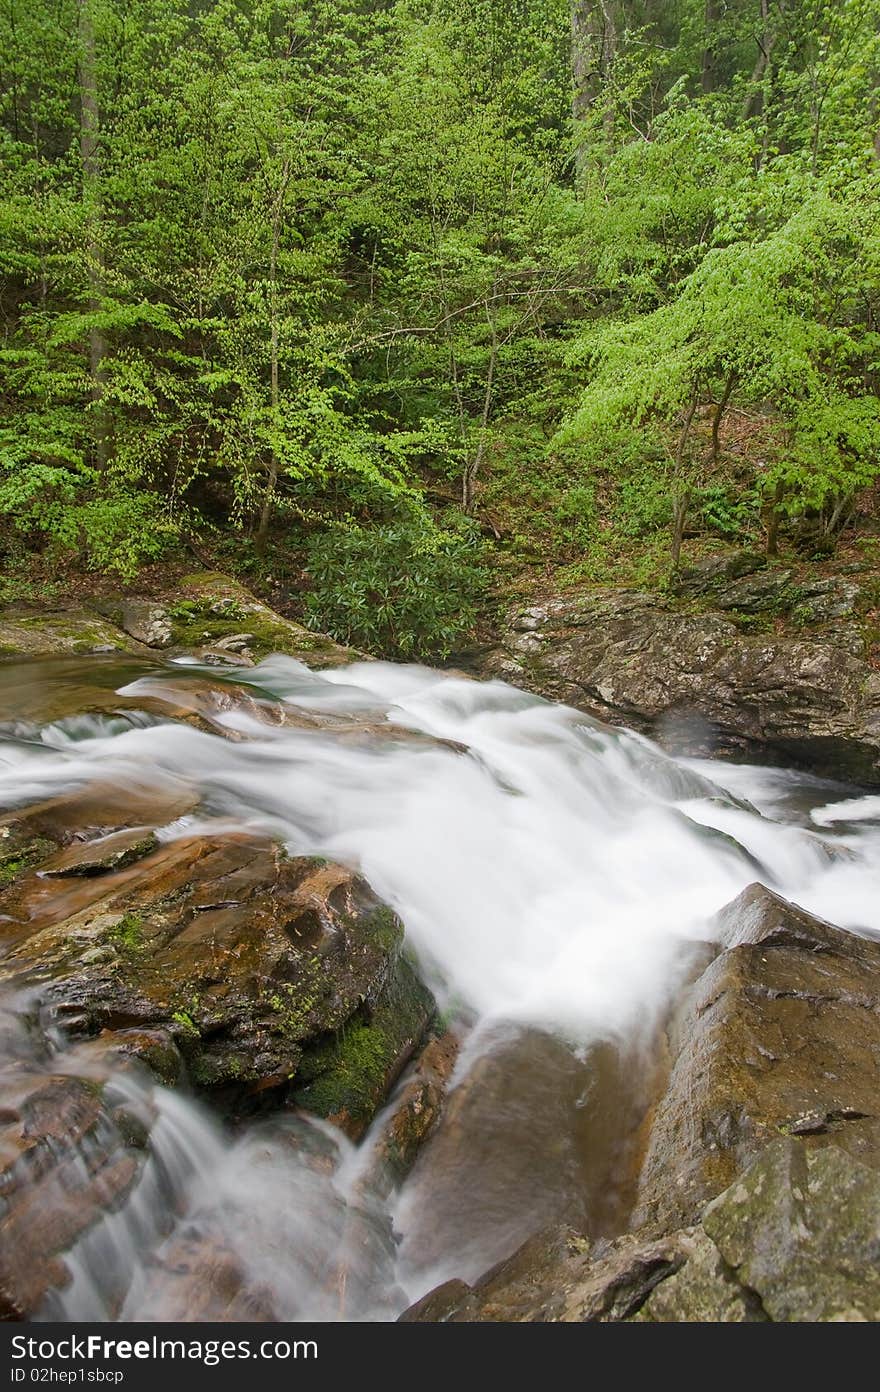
[[1, 0, 879, 649]]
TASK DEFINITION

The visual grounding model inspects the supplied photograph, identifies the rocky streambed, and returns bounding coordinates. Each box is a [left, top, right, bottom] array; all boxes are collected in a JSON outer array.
[[482, 551, 880, 784], [1, 572, 879, 1323]]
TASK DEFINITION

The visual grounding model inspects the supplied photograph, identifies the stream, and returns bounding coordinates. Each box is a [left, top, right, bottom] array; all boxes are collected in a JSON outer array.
[[1, 654, 880, 1321]]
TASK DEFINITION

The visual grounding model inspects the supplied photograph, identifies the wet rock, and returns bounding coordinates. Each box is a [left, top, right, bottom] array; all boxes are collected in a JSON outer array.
[[120, 601, 172, 649], [633, 884, 880, 1234], [698, 1139, 880, 1321], [4, 837, 435, 1113], [407, 1138, 880, 1323], [69, 1027, 184, 1086], [401, 1225, 690, 1322], [398, 1279, 479, 1322], [0, 1069, 145, 1318], [40, 827, 160, 877], [290, 953, 436, 1139], [133, 1233, 279, 1321], [394, 1030, 654, 1285], [3, 780, 197, 850], [482, 586, 880, 783], [0, 820, 60, 888], [361, 1031, 460, 1194], [0, 794, 196, 941]]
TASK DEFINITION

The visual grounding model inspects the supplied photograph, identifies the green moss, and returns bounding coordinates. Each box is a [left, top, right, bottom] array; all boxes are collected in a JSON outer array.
[[292, 1019, 395, 1120], [0, 857, 24, 884], [0, 833, 57, 884], [170, 1008, 199, 1038], [292, 955, 435, 1125], [262, 960, 324, 1040], [165, 580, 352, 662], [188, 1050, 252, 1086], [363, 904, 404, 957], [108, 911, 145, 953]]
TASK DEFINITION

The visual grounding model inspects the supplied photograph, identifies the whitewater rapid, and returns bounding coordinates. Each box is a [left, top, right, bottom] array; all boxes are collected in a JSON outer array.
[[2, 655, 879, 1317]]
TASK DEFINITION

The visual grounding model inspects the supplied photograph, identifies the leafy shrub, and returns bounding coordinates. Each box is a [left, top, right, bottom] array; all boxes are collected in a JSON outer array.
[[303, 519, 487, 660], [0, 438, 177, 579], [697, 483, 760, 541], [614, 465, 672, 537], [552, 484, 596, 548]]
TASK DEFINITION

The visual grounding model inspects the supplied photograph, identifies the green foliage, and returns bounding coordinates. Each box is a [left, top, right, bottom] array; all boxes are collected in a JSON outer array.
[[303, 517, 488, 659], [1, 0, 879, 598]]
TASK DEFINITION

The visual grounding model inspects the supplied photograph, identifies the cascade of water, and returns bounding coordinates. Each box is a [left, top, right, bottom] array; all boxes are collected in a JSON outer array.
[[1, 656, 878, 1319]]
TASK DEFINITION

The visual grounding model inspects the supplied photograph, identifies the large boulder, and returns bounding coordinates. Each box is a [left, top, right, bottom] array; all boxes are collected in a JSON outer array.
[[637, 1139, 880, 1322], [0, 613, 148, 659], [0, 572, 357, 668], [402, 1138, 880, 1323], [402, 886, 880, 1322], [634, 883, 880, 1233], [152, 572, 358, 667], [482, 584, 880, 783], [2, 831, 435, 1123]]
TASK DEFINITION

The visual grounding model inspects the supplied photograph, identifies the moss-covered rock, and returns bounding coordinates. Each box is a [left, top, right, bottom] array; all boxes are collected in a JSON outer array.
[[292, 955, 436, 1137], [0, 613, 147, 658], [0, 573, 357, 670], [362, 1031, 460, 1193], [3, 831, 434, 1114], [165, 573, 358, 666]]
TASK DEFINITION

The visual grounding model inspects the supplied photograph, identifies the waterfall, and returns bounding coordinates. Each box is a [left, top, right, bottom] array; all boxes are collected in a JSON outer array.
[[2, 655, 878, 1319]]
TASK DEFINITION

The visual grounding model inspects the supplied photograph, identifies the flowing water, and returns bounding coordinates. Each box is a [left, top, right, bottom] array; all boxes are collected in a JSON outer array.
[[1, 654, 880, 1320]]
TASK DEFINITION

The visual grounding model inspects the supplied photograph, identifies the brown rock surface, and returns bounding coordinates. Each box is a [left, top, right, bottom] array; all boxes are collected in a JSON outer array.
[[482, 585, 880, 782], [633, 883, 880, 1233]]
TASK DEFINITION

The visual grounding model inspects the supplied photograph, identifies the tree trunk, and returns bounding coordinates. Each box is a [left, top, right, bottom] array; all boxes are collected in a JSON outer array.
[[711, 369, 736, 463], [671, 490, 690, 571], [701, 0, 722, 94], [570, 1, 618, 173], [741, 0, 778, 123], [256, 158, 292, 551], [78, 0, 106, 465], [765, 479, 784, 556], [671, 384, 700, 570], [462, 309, 499, 513]]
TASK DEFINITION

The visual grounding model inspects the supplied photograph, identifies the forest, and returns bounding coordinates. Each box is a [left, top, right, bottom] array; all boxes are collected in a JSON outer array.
[[1, 0, 879, 658]]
